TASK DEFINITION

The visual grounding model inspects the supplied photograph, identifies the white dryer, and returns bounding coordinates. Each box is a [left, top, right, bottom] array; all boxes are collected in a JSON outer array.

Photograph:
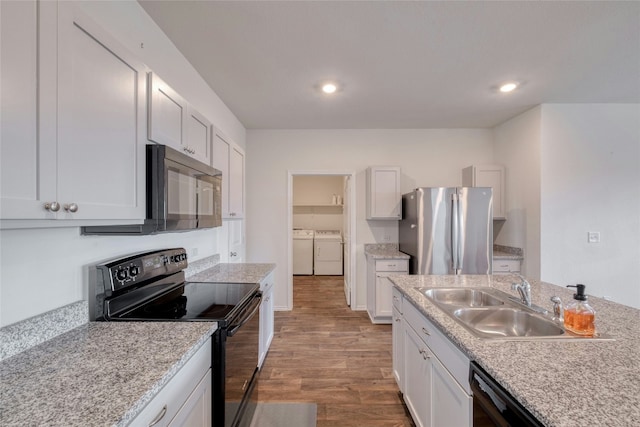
[[293, 229, 314, 275], [314, 230, 343, 275]]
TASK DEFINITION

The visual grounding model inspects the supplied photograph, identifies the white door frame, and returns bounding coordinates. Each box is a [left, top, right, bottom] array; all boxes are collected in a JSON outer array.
[[287, 170, 357, 310]]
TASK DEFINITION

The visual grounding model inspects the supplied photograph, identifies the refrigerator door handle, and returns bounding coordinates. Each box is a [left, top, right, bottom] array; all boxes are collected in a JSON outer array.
[[451, 193, 460, 273]]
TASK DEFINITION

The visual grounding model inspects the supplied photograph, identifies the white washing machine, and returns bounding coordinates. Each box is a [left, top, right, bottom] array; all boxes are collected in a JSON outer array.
[[293, 229, 314, 275], [314, 230, 343, 275]]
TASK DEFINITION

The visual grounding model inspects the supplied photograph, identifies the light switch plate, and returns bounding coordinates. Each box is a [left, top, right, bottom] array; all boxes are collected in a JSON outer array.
[[587, 231, 600, 243]]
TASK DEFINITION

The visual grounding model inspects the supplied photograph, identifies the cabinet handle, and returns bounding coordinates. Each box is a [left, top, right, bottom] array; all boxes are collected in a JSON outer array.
[[394, 317, 401, 322], [64, 203, 78, 213], [419, 349, 430, 360], [230, 212, 236, 217], [410, 224, 416, 229], [422, 327, 430, 336], [230, 251, 237, 257], [148, 405, 167, 427], [393, 296, 399, 301], [44, 202, 60, 212]]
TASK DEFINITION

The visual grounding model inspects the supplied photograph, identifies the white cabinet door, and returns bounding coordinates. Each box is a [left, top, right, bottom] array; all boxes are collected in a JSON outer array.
[[213, 129, 244, 219], [366, 166, 401, 220], [259, 272, 275, 369], [229, 145, 245, 218], [403, 323, 432, 427], [212, 132, 230, 216], [186, 107, 212, 165], [462, 165, 505, 220], [148, 72, 187, 150], [392, 305, 404, 392], [375, 274, 394, 319], [228, 219, 245, 263], [168, 370, 212, 427], [1, 0, 57, 219], [56, 2, 146, 220], [432, 357, 473, 427]]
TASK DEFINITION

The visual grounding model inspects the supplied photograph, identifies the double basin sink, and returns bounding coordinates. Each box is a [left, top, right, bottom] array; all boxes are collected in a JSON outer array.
[[418, 287, 610, 340]]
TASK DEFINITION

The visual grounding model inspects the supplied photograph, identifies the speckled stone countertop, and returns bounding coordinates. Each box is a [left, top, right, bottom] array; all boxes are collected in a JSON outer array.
[[364, 244, 410, 259], [390, 274, 640, 427], [493, 250, 524, 260], [0, 321, 216, 426], [187, 262, 276, 283]]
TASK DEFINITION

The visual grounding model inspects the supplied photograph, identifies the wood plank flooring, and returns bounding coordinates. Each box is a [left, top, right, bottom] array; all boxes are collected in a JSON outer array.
[[257, 275, 415, 427]]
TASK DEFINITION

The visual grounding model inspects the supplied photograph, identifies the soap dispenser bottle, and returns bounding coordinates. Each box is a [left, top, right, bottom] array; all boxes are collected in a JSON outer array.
[[564, 284, 596, 336]]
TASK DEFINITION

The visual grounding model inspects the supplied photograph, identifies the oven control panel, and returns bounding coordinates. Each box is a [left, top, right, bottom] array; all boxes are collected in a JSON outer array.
[[96, 248, 188, 293]]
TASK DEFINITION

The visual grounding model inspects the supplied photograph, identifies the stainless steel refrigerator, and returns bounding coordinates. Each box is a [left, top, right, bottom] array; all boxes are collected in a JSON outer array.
[[399, 187, 493, 275]]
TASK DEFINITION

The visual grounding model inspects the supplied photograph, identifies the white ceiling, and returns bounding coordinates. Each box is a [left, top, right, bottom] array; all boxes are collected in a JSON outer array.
[[139, 0, 640, 129]]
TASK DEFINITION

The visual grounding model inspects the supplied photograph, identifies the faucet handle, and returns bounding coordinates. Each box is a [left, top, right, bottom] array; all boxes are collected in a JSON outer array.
[[551, 296, 564, 323]]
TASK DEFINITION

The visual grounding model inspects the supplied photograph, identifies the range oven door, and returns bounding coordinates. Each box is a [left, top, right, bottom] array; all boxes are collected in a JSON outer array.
[[214, 292, 261, 427]]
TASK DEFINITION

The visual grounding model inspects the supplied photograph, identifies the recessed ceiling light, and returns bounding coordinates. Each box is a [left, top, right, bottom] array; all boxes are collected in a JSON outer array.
[[499, 82, 518, 93], [322, 83, 337, 94]]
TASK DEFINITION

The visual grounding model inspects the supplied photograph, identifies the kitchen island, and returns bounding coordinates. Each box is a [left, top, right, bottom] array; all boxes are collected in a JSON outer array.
[[390, 274, 640, 426]]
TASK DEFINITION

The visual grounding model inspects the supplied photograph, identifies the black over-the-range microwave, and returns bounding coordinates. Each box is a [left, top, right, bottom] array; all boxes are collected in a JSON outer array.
[[82, 144, 222, 235]]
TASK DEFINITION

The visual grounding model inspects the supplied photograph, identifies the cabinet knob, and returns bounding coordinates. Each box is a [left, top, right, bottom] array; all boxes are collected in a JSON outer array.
[[44, 202, 60, 212], [64, 203, 78, 213]]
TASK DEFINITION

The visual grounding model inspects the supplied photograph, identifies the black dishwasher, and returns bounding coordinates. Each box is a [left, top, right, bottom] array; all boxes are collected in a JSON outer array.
[[470, 362, 544, 427]]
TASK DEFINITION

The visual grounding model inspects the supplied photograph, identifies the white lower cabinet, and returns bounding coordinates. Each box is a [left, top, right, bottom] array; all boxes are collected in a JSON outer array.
[[392, 288, 404, 392], [130, 337, 212, 427], [259, 271, 275, 369], [394, 292, 472, 427], [367, 258, 408, 324]]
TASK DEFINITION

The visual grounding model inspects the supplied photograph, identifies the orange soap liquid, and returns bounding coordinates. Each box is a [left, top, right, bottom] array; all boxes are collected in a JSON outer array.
[[564, 310, 595, 336]]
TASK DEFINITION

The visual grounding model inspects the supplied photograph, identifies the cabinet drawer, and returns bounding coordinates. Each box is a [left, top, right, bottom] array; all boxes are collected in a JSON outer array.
[[375, 260, 408, 272], [493, 259, 521, 273], [404, 301, 470, 394], [392, 287, 403, 312]]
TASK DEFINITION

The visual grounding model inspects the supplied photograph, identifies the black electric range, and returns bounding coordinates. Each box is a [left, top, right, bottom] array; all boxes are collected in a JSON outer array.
[[91, 248, 261, 427]]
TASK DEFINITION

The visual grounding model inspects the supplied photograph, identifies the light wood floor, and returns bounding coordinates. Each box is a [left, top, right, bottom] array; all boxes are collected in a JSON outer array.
[[257, 275, 415, 427]]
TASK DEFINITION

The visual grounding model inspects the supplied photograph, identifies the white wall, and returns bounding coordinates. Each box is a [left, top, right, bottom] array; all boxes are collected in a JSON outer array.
[[539, 104, 640, 307], [293, 175, 344, 231], [245, 129, 494, 311], [493, 106, 542, 277], [0, 0, 244, 326]]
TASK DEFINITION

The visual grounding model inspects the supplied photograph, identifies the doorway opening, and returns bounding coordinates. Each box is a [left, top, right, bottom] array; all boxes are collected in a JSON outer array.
[[287, 171, 356, 311]]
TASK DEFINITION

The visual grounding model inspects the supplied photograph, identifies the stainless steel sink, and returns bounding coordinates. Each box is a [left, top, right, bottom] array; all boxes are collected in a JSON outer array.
[[453, 307, 564, 338], [422, 288, 504, 307], [416, 286, 613, 341]]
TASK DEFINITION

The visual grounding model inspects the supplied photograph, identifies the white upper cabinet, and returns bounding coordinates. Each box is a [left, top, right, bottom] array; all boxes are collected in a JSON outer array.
[[462, 165, 506, 220], [213, 129, 245, 218], [148, 72, 187, 149], [148, 72, 212, 165], [366, 166, 402, 220], [1, 1, 146, 223], [186, 107, 212, 165]]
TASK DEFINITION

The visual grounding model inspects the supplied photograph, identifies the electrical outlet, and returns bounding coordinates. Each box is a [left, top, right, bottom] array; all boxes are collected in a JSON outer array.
[[587, 232, 600, 243], [383, 235, 391, 242]]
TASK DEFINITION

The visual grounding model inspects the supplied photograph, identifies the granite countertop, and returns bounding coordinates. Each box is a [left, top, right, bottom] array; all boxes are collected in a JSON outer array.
[[390, 274, 640, 426], [493, 250, 524, 260], [187, 262, 276, 283], [364, 244, 410, 260], [0, 321, 216, 427]]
